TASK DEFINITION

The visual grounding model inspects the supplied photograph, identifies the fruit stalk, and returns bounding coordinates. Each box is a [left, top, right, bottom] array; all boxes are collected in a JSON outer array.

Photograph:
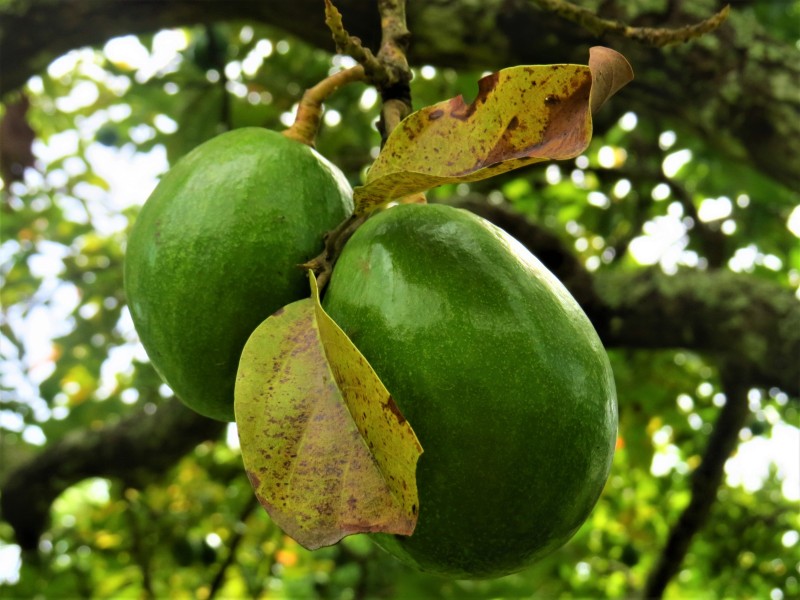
[[301, 212, 368, 290], [282, 65, 366, 147]]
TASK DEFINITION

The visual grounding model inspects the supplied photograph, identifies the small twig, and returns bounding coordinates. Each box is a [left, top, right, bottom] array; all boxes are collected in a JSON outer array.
[[669, 180, 727, 269], [285, 2, 413, 149], [642, 367, 751, 598], [207, 493, 260, 600], [124, 491, 155, 599], [324, 0, 386, 84], [324, 0, 413, 141], [282, 65, 366, 147], [532, 0, 730, 47]]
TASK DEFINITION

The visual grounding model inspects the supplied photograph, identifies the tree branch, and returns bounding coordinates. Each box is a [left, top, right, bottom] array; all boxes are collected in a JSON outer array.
[[124, 490, 156, 598], [0, 398, 225, 551], [668, 179, 728, 270], [324, 0, 385, 84], [299, 0, 414, 291], [531, 0, 730, 47], [322, 0, 412, 136], [642, 367, 751, 598], [207, 493, 260, 600], [374, 0, 413, 142]]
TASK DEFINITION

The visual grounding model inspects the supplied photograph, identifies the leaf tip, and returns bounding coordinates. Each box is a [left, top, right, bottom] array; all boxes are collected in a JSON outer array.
[[588, 47, 634, 113]]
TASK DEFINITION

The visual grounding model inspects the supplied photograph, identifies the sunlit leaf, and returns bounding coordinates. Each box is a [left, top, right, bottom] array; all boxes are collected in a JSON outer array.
[[353, 47, 633, 213], [235, 273, 422, 550]]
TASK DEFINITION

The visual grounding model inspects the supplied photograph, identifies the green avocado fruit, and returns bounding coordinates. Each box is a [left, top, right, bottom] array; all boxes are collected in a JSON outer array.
[[322, 204, 617, 578], [125, 127, 353, 422]]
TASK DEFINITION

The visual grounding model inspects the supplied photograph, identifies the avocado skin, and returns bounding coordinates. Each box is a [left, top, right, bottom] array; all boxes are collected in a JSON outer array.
[[322, 204, 617, 578], [125, 128, 353, 421]]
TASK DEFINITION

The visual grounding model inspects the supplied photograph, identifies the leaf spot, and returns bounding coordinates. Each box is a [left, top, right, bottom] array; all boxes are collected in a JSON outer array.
[[384, 396, 406, 425]]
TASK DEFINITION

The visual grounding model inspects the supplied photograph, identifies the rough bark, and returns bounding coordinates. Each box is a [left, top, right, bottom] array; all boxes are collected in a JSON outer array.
[[1, 0, 798, 190], [2, 202, 797, 553]]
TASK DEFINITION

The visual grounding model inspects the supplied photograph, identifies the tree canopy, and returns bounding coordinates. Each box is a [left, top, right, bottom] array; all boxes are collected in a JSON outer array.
[[1, 1, 798, 598]]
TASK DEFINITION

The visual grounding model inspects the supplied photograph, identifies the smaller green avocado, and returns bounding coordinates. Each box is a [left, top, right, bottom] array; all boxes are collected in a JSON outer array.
[[125, 128, 353, 421], [322, 204, 617, 578]]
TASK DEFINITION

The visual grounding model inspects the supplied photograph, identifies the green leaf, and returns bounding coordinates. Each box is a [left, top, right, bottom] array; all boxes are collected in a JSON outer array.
[[235, 273, 423, 550], [353, 47, 633, 213]]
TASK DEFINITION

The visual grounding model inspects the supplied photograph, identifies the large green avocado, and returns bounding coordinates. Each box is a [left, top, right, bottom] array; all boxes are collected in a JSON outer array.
[[125, 128, 353, 422], [322, 204, 617, 578]]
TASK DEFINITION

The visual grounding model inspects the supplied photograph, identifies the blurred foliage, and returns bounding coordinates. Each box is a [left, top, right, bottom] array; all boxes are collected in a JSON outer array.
[[1, 13, 799, 600]]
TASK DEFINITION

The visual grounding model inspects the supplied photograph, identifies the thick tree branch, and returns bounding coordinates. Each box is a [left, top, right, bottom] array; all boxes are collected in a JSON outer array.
[[642, 368, 751, 599], [1, 1, 798, 190], [590, 269, 799, 396], [0, 397, 225, 551]]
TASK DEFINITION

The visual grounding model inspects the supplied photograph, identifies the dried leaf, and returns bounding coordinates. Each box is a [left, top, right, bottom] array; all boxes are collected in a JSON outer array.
[[235, 273, 422, 550], [353, 47, 633, 213], [588, 46, 635, 114]]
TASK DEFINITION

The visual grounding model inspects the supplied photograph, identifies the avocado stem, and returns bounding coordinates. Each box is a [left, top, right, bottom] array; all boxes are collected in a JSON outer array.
[[300, 213, 368, 292], [283, 65, 366, 147]]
